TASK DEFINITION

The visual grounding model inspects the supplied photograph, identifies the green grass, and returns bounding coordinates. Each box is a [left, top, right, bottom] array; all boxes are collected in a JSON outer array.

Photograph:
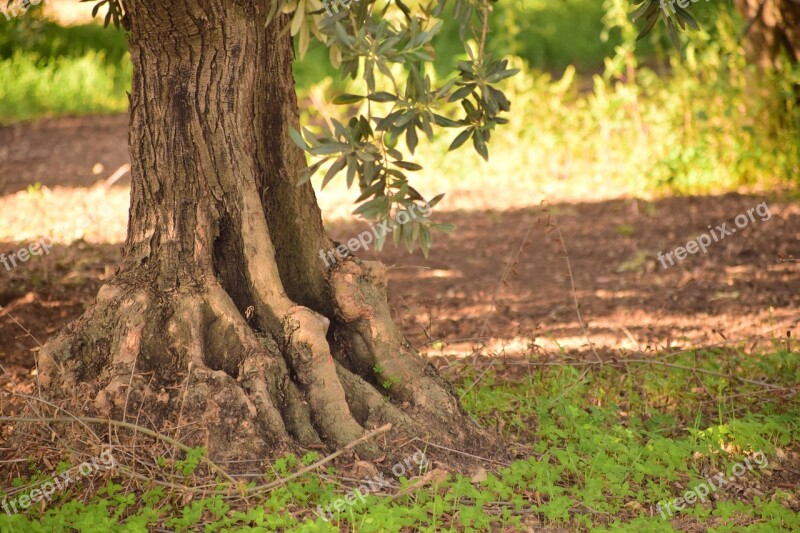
[[0, 13, 128, 64], [0, 50, 130, 122], [0, 14, 130, 124], [1, 347, 798, 531]]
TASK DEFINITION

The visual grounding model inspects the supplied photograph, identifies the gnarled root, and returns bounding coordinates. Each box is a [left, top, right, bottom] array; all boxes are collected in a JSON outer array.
[[329, 258, 496, 452], [35, 266, 488, 466]]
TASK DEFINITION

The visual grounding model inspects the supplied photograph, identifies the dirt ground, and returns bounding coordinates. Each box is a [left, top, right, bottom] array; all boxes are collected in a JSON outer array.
[[0, 114, 798, 387]]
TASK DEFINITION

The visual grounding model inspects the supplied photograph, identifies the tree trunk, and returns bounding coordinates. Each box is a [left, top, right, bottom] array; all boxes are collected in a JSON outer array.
[[735, 0, 800, 67], [35, 0, 494, 465]]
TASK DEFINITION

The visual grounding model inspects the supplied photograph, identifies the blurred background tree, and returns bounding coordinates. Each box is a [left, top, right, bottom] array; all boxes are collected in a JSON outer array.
[[735, 0, 799, 67]]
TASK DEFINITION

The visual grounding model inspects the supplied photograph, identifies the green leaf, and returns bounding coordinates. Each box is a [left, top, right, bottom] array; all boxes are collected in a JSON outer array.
[[346, 155, 357, 188], [632, 0, 658, 22], [289, 128, 309, 150], [393, 221, 404, 247], [333, 94, 365, 105], [297, 159, 328, 186], [395, 0, 412, 19], [636, 11, 660, 42], [675, 6, 699, 30], [302, 127, 320, 148], [419, 224, 432, 257], [367, 91, 398, 103], [309, 143, 350, 156], [427, 193, 445, 208], [404, 220, 415, 252], [353, 196, 387, 219], [431, 222, 455, 233], [321, 156, 347, 189], [448, 129, 472, 151], [472, 130, 489, 161], [392, 160, 423, 171], [406, 124, 418, 154], [433, 114, 462, 128], [448, 84, 475, 102], [486, 69, 520, 83], [666, 17, 681, 49]]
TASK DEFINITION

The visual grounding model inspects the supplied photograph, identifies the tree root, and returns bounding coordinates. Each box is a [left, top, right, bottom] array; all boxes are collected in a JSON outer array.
[[329, 259, 494, 451], [34, 174, 498, 466], [35, 264, 493, 466]]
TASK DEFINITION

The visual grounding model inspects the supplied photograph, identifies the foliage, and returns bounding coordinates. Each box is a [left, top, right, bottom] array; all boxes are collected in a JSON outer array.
[[1, 347, 798, 530], [630, 0, 701, 48], [276, 0, 519, 257], [1, 0, 797, 192], [0, 15, 130, 124]]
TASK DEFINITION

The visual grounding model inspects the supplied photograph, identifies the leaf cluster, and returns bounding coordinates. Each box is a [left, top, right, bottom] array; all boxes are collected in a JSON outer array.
[[631, 0, 699, 48], [276, 0, 517, 253]]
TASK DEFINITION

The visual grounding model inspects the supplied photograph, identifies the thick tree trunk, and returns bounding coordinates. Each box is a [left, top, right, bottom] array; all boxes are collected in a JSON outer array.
[[35, 0, 495, 465]]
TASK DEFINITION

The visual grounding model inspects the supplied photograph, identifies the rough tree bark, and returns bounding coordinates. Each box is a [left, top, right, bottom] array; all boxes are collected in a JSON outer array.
[[36, 0, 494, 465]]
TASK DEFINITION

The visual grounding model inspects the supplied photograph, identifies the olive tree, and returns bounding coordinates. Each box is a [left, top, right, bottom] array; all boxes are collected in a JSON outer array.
[[37, 0, 516, 462]]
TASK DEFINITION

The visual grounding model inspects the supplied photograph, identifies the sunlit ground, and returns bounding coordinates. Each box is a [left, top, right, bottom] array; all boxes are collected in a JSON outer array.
[[1, 148, 796, 360], [41, 0, 96, 25], [0, 153, 631, 245]]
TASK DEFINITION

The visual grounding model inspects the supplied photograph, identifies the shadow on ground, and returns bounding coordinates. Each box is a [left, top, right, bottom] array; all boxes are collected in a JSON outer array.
[[1, 194, 797, 377]]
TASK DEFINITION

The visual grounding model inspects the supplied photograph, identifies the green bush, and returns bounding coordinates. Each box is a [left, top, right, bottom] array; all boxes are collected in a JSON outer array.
[[0, 50, 131, 123], [0, 12, 130, 123]]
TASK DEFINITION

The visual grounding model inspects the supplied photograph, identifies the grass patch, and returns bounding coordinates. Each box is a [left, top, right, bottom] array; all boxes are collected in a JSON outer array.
[[1, 346, 798, 531], [0, 50, 130, 122], [0, 15, 130, 124]]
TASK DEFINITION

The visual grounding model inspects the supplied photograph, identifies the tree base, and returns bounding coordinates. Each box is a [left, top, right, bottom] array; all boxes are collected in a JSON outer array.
[[35, 258, 498, 468]]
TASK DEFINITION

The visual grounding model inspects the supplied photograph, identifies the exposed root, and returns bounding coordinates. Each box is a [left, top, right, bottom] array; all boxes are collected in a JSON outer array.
[[282, 305, 379, 456], [33, 208, 498, 465], [38, 282, 285, 462], [330, 258, 496, 451], [334, 362, 418, 433], [204, 283, 290, 447], [35, 276, 419, 463]]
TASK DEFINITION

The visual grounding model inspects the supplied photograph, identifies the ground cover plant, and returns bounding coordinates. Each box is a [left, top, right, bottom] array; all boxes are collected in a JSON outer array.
[[0, 0, 798, 530], [2, 341, 799, 530]]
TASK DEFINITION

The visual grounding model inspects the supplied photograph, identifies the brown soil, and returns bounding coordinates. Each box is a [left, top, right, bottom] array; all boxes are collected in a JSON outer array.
[[1, 115, 798, 380], [0, 115, 131, 196]]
